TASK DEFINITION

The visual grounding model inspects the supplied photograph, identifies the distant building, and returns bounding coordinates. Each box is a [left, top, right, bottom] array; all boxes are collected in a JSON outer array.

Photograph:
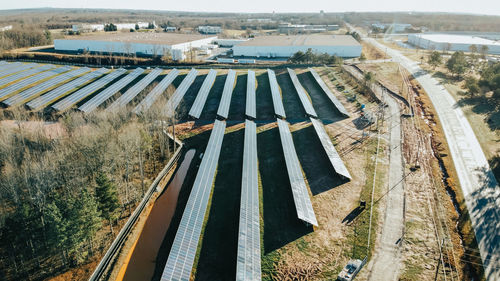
[[0, 25, 13, 32], [72, 22, 155, 33], [278, 23, 339, 34], [371, 23, 412, 33], [232, 34, 361, 58], [198, 26, 222, 34], [164, 26, 177, 32], [54, 33, 217, 60], [408, 34, 500, 54]]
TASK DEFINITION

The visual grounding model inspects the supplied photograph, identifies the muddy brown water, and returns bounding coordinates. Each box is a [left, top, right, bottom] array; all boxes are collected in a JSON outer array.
[[121, 149, 195, 281]]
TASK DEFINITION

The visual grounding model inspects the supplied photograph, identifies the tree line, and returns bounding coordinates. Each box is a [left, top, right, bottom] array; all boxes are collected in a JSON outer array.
[[0, 102, 178, 280], [288, 48, 343, 65], [0, 27, 52, 52]]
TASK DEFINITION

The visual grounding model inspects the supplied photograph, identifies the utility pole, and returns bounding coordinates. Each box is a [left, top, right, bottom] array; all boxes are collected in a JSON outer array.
[[434, 238, 445, 281]]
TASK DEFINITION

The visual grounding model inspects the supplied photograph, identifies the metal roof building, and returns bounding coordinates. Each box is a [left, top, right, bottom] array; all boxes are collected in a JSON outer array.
[[232, 35, 362, 58], [54, 33, 217, 57], [408, 34, 500, 54]]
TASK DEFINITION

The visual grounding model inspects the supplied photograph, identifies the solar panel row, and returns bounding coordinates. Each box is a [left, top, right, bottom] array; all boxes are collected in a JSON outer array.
[[107, 68, 163, 111], [52, 68, 126, 111], [245, 70, 256, 119], [267, 69, 286, 119], [0, 63, 36, 79], [0, 61, 20, 73], [161, 120, 226, 281], [164, 68, 198, 117], [0, 64, 55, 89], [27, 68, 108, 110], [188, 69, 217, 119], [309, 117, 351, 180], [287, 68, 317, 118], [78, 67, 145, 113], [236, 119, 261, 281], [308, 68, 349, 117], [216, 69, 236, 119], [3, 67, 89, 107], [276, 118, 318, 226], [133, 68, 180, 114], [0, 66, 70, 102]]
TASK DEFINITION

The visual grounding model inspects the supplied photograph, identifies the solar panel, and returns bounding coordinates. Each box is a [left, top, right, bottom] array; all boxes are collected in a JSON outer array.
[[161, 120, 226, 281], [267, 69, 286, 119], [52, 68, 125, 111], [236, 119, 261, 281], [0, 61, 20, 72], [164, 68, 198, 117], [216, 69, 236, 119], [0, 62, 36, 79], [276, 118, 318, 226], [3, 67, 90, 107], [310, 117, 351, 179], [0, 66, 71, 102], [133, 68, 180, 114], [245, 70, 256, 119], [107, 68, 163, 111], [308, 68, 349, 117], [287, 68, 317, 118], [78, 67, 145, 113], [188, 69, 217, 119], [26, 68, 108, 111], [0, 64, 54, 89]]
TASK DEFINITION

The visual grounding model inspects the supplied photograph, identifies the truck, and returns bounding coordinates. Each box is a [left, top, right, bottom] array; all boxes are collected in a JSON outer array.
[[337, 259, 364, 281]]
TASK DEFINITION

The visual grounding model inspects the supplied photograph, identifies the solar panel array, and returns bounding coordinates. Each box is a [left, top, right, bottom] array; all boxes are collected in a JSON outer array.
[[0, 61, 20, 72], [0, 63, 36, 79], [308, 68, 350, 117], [277, 118, 318, 226], [287, 68, 317, 118], [216, 69, 237, 119], [0, 66, 70, 102], [161, 120, 226, 281], [310, 117, 351, 179], [52, 68, 126, 111], [107, 68, 163, 111], [245, 70, 256, 119], [188, 69, 217, 119], [3, 67, 89, 107], [78, 68, 145, 113], [267, 69, 286, 119], [236, 119, 261, 281], [27, 68, 108, 110], [164, 68, 199, 117], [0, 64, 54, 88], [133, 68, 180, 114]]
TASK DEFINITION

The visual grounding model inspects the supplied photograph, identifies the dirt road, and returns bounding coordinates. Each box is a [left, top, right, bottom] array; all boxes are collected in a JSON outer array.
[[364, 35, 500, 281]]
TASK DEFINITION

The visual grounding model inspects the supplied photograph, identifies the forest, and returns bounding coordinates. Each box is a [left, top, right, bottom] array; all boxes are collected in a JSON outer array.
[[0, 103, 178, 280]]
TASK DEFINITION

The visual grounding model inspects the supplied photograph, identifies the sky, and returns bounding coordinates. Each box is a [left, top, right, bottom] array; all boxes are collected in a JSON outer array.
[[1, 0, 499, 16]]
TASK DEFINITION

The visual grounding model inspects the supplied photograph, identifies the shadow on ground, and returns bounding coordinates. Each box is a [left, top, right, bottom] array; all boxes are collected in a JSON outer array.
[[257, 125, 313, 254], [291, 123, 346, 195]]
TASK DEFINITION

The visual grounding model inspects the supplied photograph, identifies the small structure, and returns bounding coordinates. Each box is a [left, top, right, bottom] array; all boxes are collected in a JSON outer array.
[[408, 33, 500, 54], [371, 23, 412, 33], [198, 26, 222, 34], [233, 35, 361, 58], [337, 259, 365, 281]]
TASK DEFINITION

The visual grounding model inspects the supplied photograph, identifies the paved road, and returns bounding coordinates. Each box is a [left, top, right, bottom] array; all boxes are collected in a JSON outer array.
[[367, 93, 405, 281], [362, 34, 500, 281]]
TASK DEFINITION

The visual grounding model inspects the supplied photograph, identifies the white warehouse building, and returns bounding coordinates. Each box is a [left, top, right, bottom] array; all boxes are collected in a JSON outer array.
[[232, 35, 362, 58], [408, 34, 500, 54], [54, 33, 217, 59]]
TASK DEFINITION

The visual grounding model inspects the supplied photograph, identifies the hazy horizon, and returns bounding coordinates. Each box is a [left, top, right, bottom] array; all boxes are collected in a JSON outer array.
[[0, 0, 499, 16]]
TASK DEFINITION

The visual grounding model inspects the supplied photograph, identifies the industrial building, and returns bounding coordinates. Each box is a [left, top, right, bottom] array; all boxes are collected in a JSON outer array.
[[54, 33, 217, 60], [408, 34, 500, 54], [371, 23, 412, 33], [232, 35, 361, 58], [72, 22, 155, 33], [198, 26, 222, 34], [278, 23, 339, 34]]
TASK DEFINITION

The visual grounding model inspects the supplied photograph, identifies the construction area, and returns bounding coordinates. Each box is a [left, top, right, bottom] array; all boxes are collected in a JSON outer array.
[[0, 51, 495, 281]]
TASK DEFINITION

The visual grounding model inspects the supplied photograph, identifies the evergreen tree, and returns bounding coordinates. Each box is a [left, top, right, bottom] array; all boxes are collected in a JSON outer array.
[[446, 51, 468, 78], [428, 51, 442, 69], [95, 172, 119, 233]]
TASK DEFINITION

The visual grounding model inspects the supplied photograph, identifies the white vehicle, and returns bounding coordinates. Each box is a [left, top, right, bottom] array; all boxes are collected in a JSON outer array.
[[337, 259, 363, 281]]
